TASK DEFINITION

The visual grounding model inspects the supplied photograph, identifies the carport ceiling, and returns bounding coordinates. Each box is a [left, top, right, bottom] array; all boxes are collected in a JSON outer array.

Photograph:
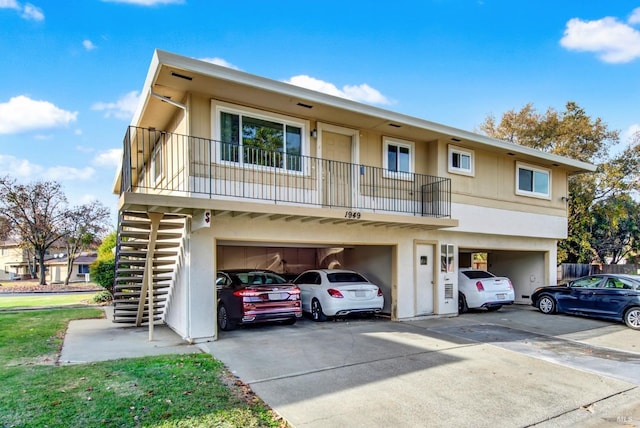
[[217, 241, 354, 249]]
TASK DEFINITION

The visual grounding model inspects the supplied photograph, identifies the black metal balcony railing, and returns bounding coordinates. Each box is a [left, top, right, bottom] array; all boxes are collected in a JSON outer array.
[[120, 126, 451, 218]]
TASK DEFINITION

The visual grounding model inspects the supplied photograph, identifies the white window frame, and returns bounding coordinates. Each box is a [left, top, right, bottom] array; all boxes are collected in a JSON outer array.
[[448, 145, 474, 176], [383, 136, 414, 180], [152, 141, 163, 185], [516, 162, 551, 199], [212, 101, 309, 175]]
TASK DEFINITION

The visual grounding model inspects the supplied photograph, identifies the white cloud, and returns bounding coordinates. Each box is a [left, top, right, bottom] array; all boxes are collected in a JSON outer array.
[[83, 39, 96, 51], [1, 1, 44, 20], [624, 124, 640, 142], [284, 75, 392, 105], [0, 0, 19, 9], [93, 148, 122, 168], [0, 154, 94, 181], [560, 12, 640, 63], [46, 165, 95, 181], [21, 2, 43, 20], [101, 0, 183, 5], [629, 7, 640, 25], [199, 57, 240, 70], [0, 154, 43, 177], [0, 95, 77, 134], [91, 91, 139, 120]]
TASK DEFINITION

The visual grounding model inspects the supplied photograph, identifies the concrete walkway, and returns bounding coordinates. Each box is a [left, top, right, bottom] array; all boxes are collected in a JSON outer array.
[[59, 306, 201, 365], [61, 305, 640, 427]]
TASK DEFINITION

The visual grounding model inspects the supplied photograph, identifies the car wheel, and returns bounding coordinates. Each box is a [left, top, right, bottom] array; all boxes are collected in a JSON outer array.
[[458, 292, 468, 314], [217, 303, 236, 331], [623, 307, 640, 330], [486, 305, 502, 312], [281, 317, 297, 326], [311, 298, 327, 322], [537, 295, 556, 314]]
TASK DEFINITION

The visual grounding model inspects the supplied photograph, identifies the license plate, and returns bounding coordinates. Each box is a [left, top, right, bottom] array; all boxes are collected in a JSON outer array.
[[497, 293, 506, 300], [268, 293, 285, 301], [355, 290, 366, 297]]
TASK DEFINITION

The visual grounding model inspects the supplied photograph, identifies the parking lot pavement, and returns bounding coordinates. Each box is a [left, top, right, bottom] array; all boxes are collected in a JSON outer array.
[[201, 305, 640, 428]]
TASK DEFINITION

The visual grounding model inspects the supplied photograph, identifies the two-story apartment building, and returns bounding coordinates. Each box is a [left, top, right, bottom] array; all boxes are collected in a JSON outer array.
[[112, 50, 595, 342]]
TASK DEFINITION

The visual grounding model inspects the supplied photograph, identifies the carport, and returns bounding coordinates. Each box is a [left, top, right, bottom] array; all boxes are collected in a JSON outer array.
[[216, 241, 395, 315], [459, 248, 547, 304]]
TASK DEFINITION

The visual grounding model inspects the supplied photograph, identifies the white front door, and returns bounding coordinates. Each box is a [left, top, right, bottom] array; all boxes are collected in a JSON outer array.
[[416, 244, 434, 315]]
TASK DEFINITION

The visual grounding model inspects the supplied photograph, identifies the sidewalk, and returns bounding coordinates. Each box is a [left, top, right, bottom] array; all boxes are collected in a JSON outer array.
[[58, 306, 201, 365]]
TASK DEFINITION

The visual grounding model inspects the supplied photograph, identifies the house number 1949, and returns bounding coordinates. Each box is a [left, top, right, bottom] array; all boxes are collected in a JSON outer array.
[[345, 211, 362, 219]]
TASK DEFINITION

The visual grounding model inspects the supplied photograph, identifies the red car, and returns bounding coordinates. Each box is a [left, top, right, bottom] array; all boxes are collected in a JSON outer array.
[[215, 269, 302, 331]]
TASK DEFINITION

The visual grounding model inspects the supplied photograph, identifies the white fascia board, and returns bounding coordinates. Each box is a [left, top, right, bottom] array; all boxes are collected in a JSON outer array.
[[450, 203, 568, 239], [153, 50, 596, 174]]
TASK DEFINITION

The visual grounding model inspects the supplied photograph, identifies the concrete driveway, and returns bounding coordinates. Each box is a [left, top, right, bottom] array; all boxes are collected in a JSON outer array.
[[201, 305, 640, 428]]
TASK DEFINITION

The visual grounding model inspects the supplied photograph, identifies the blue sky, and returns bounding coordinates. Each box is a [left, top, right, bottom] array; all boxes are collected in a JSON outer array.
[[1, 0, 640, 227]]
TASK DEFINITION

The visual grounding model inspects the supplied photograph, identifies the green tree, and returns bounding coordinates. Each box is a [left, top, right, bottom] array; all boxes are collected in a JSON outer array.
[[90, 231, 116, 290], [97, 231, 117, 259], [590, 195, 640, 264], [478, 102, 640, 263]]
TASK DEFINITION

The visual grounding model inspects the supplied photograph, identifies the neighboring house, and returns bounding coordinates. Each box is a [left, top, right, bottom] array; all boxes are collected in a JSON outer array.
[[0, 239, 74, 281], [112, 50, 596, 342], [44, 253, 96, 284], [0, 240, 30, 280]]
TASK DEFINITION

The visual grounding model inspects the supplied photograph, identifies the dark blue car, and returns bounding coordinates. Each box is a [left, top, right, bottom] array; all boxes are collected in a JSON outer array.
[[531, 274, 640, 330]]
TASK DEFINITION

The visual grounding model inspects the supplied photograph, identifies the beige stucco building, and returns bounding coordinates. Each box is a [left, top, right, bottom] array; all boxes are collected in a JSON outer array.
[[112, 50, 595, 342]]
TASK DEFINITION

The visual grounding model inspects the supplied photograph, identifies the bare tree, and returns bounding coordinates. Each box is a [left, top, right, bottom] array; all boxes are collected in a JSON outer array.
[[0, 177, 69, 285], [61, 201, 111, 285]]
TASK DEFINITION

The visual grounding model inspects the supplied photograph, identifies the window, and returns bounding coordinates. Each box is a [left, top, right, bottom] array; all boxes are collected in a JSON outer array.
[[294, 271, 321, 285], [571, 277, 603, 288], [383, 137, 414, 178], [78, 264, 90, 274], [152, 141, 163, 183], [440, 244, 454, 273], [217, 106, 304, 172], [448, 145, 474, 176], [516, 162, 550, 199]]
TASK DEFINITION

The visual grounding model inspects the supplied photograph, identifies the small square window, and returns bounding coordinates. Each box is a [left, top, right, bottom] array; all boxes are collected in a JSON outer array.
[[448, 145, 474, 176]]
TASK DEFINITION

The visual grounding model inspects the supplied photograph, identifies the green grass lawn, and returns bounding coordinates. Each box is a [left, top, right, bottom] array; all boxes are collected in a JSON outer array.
[[0, 308, 287, 427], [0, 293, 100, 310]]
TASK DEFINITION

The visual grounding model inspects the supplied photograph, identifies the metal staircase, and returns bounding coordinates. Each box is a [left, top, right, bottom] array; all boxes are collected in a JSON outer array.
[[112, 211, 186, 325]]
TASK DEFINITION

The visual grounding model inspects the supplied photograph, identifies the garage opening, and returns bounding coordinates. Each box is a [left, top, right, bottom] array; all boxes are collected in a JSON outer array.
[[458, 249, 546, 304], [216, 243, 394, 316]]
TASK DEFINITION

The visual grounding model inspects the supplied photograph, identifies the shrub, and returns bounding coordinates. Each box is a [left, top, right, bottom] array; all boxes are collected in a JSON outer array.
[[92, 289, 113, 303], [90, 258, 115, 290]]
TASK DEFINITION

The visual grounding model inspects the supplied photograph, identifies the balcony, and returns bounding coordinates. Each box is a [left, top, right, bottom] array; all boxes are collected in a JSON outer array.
[[119, 127, 451, 218]]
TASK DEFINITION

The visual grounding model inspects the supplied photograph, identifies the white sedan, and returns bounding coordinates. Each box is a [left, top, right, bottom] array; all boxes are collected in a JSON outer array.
[[293, 269, 384, 321], [458, 268, 515, 313]]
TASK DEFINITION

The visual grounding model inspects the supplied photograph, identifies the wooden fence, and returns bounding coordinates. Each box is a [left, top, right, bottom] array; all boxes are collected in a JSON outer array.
[[558, 263, 640, 282]]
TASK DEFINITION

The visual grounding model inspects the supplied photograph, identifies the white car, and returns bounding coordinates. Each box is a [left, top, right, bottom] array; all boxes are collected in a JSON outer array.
[[458, 268, 514, 313], [293, 269, 384, 321]]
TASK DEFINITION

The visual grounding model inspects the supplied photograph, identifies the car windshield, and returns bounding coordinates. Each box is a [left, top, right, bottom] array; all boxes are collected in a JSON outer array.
[[461, 270, 495, 279], [235, 272, 288, 285], [326, 272, 368, 283]]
